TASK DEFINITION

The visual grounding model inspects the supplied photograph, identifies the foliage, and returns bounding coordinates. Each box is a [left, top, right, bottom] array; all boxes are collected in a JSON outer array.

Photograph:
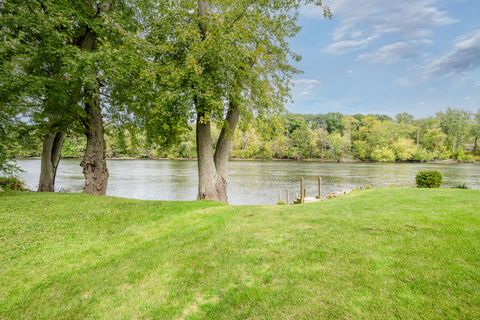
[[370, 147, 396, 162], [471, 110, 480, 154], [9, 108, 479, 163], [392, 138, 417, 161], [0, 110, 27, 174], [454, 183, 469, 189], [395, 112, 415, 124], [422, 128, 447, 152], [416, 170, 443, 188], [413, 148, 435, 162], [0, 177, 26, 191], [328, 132, 350, 161], [437, 108, 471, 153], [1, 189, 480, 318]]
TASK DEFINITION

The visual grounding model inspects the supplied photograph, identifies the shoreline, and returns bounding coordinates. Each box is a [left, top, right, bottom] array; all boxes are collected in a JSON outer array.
[[16, 157, 479, 164]]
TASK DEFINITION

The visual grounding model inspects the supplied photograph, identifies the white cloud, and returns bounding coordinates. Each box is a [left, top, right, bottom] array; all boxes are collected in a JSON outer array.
[[308, 0, 457, 54], [424, 30, 480, 76], [474, 81, 480, 88], [293, 79, 320, 97], [358, 40, 433, 64], [325, 36, 377, 54]]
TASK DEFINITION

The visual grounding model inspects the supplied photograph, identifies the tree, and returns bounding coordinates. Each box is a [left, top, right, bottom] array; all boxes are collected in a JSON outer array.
[[438, 108, 471, 154], [148, 1, 330, 202], [0, 110, 20, 175], [290, 123, 315, 159], [328, 132, 350, 161], [1, 0, 153, 194], [371, 147, 395, 162], [392, 138, 417, 161], [395, 112, 414, 124], [0, 0, 86, 191], [421, 128, 447, 152], [319, 112, 345, 134], [471, 110, 480, 154]]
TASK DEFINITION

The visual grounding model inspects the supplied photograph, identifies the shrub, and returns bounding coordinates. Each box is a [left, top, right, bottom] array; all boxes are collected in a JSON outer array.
[[352, 140, 369, 160], [370, 147, 396, 162], [0, 177, 26, 191], [453, 183, 469, 189], [416, 170, 443, 188], [392, 138, 417, 161], [414, 148, 435, 162], [455, 151, 475, 162]]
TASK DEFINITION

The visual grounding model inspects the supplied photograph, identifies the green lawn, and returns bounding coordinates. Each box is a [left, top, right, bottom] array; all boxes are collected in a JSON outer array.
[[1, 188, 479, 319]]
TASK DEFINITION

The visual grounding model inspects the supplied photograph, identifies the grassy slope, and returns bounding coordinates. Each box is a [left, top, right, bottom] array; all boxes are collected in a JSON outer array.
[[1, 189, 479, 319]]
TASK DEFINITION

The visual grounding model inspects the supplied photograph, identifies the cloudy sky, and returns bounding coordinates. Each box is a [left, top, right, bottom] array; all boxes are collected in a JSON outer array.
[[288, 0, 480, 117]]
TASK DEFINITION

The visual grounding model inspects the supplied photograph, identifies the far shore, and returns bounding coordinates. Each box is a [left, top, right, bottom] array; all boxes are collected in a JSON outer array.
[[17, 157, 479, 164]]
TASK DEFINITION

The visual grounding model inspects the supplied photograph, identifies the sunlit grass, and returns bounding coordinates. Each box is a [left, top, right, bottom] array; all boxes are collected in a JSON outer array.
[[1, 188, 479, 319]]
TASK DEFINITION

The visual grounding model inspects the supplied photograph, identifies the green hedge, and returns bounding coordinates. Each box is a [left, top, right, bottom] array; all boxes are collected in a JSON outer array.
[[416, 170, 443, 188]]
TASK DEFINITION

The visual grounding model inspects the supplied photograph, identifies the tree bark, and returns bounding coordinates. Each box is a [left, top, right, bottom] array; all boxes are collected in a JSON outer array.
[[81, 93, 109, 195], [38, 130, 65, 192], [77, 0, 112, 195], [196, 101, 240, 202], [214, 102, 240, 177], [196, 112, 225, 201]]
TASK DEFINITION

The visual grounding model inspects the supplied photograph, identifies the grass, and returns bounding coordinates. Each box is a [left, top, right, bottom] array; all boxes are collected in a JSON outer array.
[[1, 188, 480, 319]]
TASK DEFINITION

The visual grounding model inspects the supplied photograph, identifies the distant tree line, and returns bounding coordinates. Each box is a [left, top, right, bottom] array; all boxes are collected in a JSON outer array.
[[10, 108, 480, 163]]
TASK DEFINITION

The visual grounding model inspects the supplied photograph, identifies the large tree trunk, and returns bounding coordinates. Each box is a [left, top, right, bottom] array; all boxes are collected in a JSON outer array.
[[196, 112, 226, 201], [38, 130, 65, 192], [81, 94, 109, 195], [77, 0, 112, 195], [196, 102, 240, 202]]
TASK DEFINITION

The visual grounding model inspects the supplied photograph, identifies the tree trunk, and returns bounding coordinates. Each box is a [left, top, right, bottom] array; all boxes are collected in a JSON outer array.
[[474, 136, 478, 154], [38, 130, 65, 192], [77, 0, 112, 195], [196, 101, 240, 202], [214, 102, 240, 177], [81, 94, 109, 195], [196, 112, 225, 201]]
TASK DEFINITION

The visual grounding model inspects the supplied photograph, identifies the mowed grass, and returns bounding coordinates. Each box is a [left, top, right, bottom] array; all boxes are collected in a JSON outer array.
[[1, 189, 480, 319]]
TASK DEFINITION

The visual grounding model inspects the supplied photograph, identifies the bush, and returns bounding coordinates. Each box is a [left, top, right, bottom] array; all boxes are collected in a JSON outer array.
[[370, 147, 396, 162], [0, 177, 26, 191], [416, 170, 443, 188], [453, 183, 469, 189], [414, 148, 435, 162], [392, 138, 417, 161], [455, 151, 475, 162], [352, 140, 369, 160]]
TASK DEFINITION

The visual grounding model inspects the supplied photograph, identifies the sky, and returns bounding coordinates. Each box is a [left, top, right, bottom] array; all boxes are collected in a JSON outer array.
[[288, 0, 480, 117]]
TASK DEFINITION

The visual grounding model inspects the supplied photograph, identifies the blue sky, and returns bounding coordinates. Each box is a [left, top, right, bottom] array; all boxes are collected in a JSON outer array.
[[288, 0, 480, 117]]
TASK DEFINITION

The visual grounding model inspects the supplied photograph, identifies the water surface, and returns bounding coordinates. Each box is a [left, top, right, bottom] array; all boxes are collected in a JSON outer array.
[[17, 159, 480, 204]]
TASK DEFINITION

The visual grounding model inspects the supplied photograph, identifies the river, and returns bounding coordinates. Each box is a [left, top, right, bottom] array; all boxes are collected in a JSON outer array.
[[16, 159, 480, 204]]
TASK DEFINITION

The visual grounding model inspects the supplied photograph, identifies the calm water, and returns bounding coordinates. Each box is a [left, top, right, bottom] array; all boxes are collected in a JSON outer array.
[[17, 159, 480, 205]]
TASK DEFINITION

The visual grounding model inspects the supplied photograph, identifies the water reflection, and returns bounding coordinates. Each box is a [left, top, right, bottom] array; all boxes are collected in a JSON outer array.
[[17, 159, 480, 205]]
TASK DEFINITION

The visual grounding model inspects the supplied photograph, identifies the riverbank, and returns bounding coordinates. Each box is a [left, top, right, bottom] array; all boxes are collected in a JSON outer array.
[[16, 156, 480, 164], [1, 188, 479, 319]]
